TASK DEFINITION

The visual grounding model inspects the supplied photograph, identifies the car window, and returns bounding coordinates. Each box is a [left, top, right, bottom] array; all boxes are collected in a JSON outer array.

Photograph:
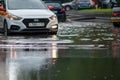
[[101, 0, 110, 2], [7, 0, 47, 10], [46, 3, 62, 8]]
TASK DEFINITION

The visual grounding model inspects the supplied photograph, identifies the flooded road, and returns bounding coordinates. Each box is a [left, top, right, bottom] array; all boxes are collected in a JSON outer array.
[[0, 21, 120, 80]]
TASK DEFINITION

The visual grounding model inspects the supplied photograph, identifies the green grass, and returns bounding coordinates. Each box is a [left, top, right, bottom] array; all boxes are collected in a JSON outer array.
[[79, 8, 112, 13]]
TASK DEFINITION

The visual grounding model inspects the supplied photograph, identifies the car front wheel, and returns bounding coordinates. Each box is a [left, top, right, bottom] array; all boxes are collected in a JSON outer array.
[[51, 31, 57, 35], [61, 15, 66, 22], [4, 21, 9, 36]]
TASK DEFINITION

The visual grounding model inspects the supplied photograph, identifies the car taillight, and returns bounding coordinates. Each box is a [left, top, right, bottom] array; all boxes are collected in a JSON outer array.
[[61, 8, 65, 12], [48, 6, 54, 11], [112, 13, 119, 17]]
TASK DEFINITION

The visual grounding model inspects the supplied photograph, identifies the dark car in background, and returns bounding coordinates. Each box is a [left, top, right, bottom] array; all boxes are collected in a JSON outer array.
[[45, 1, 66, 22]]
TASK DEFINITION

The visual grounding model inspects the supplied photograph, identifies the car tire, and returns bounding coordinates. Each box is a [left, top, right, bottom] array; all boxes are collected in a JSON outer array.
[[4, 21, 9, 36], [65, 5, 71, 11], [61, 15, 66, 22], [113, 22, 120, 27], [51, 31, 57, 35], [61, 18, 66, 22]]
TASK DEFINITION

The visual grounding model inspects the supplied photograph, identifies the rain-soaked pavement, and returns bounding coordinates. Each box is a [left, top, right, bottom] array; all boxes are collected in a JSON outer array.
[[0, 21, 120, 80]]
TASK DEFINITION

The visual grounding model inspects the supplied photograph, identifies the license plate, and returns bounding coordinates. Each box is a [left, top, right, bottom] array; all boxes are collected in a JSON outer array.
[[29, 23, 45, 27]]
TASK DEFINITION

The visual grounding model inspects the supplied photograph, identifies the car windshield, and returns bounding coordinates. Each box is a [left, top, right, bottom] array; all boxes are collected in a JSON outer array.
[[7, 0, 47, 10], [46, 2, 62, 8], [101, 0, 110, 2]]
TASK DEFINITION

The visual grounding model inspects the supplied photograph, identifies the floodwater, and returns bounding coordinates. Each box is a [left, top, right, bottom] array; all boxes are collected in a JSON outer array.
[[0, 22, 120, 80]]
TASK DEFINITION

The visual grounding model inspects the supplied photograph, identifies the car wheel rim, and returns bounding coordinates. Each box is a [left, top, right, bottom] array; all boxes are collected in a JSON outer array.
[[66, 7, 70, 11]]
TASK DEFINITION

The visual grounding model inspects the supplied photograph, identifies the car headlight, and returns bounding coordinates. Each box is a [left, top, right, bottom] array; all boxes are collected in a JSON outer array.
[[50, 15, 57, 20], [8, 14, 22, 20]]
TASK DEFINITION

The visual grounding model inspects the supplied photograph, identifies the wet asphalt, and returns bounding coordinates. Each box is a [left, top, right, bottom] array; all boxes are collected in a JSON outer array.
[[66, 10, 112, 23], [0, 10, 120, 80]]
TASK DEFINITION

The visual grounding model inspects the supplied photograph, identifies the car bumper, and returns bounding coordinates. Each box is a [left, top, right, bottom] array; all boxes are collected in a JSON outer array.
[[6, 18, 58, 33], [111, 19, 120, 22], [111, 17, 120, 22]]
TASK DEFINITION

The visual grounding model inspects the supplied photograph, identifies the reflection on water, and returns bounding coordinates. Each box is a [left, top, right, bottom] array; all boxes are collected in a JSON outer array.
[[0, 35, 59, 80], [0, 43, 120, 80], [0, 23, 120, 80], [0, 49, 7, 80], [50, 58, 120, 80], [0, 42, 120, 80], [5, 42, 58, 80], [8, 47, 49, 80]]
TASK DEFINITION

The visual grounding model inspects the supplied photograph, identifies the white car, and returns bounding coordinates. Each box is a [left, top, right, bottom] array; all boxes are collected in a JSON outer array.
[[111, 7, 120, 27], [0, 0, 58, 35]]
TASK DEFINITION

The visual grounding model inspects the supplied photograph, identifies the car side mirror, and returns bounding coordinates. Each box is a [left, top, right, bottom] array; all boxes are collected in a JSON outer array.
[[48, 6, 54, 10]]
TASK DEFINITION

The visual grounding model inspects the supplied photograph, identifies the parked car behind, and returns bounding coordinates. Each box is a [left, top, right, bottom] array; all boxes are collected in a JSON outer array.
[[62, 0, 94, 10], [77, 0, 94, 9], [45, 1, 66, 22], [111, 7, 120, 27], [62, 1, 74, 11], [0, 0, 58, 35]]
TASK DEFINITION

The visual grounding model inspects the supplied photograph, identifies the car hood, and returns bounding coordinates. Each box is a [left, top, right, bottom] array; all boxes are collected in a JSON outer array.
[[7, 9, 55, 18]]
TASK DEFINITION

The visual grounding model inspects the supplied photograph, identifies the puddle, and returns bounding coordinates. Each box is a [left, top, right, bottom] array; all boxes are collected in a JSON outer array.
[[0, 22, 120, 80]]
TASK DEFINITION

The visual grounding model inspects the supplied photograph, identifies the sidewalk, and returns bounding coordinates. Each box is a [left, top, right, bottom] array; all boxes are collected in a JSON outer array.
[[66, 10, 112, 21]]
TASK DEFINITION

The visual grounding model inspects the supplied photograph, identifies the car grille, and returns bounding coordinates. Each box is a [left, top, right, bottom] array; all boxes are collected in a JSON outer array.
[[22, 18, 49, 28], [22, 28, 50, 32]]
